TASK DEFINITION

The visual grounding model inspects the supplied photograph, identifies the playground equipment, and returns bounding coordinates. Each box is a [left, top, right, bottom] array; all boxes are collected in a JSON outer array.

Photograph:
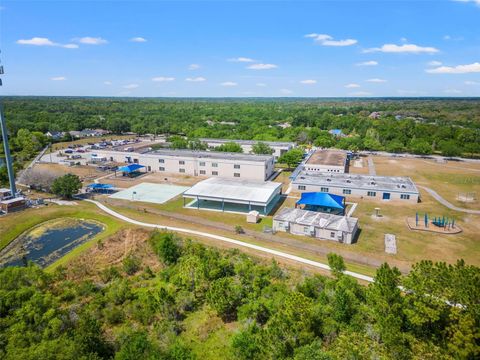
[[410, 212, 460, 234]]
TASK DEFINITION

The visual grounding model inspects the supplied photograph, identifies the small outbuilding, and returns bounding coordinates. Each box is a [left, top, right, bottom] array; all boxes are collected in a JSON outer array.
[[0, 197, 27, 214], [296, 192, 345, 215], [247, 210, 260, 223], [183, 177, 282, 215]]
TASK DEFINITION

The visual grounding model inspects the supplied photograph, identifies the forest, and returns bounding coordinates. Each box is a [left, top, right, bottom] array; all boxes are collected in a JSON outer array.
[[0, 231, 478, 360], [2, 97, 480, 160]]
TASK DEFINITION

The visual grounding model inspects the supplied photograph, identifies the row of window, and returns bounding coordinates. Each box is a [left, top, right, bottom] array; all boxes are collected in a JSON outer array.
[[158, 159, 241, 169], [158, 167, 240, 177], [297, 185, 412, 200]]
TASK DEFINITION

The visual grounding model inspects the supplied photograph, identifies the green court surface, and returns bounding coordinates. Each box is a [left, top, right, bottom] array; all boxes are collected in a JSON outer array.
[[109, 182, 189, 204]]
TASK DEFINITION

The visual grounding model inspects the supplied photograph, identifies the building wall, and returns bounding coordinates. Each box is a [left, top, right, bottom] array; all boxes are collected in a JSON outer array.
[[303, 163, 346, 173], [272, 220, 356, 244], [293, 182, 419, 203], [93, 150, 274, 181]]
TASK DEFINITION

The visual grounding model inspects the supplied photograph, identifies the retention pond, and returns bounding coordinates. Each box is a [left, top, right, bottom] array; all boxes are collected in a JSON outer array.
[[0, 218, 104, 268]]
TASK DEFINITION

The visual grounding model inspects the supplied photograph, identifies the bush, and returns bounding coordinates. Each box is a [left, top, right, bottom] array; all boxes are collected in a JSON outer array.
[[149, 232, 182, 265], [122, 255, 140, 275]]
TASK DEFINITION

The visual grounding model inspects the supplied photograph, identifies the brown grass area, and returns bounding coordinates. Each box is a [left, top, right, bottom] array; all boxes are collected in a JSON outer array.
[[63, 227, 158, 281], [373, 156, 480, 210], [34, 163, 103, 182]]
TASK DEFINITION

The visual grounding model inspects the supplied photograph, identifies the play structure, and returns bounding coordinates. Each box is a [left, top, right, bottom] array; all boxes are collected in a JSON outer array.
[[406, 212, 462, 234]]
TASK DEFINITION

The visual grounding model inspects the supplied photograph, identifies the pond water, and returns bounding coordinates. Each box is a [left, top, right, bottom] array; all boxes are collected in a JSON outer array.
[[0, 218, 104, 268]]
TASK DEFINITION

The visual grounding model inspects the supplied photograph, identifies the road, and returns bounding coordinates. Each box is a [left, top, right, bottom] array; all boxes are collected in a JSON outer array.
[[418, 185, 480, 215], [84, 198, 375, 283]]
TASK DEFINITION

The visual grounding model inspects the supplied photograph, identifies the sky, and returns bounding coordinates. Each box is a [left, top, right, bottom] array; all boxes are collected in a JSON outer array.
[[1, 0, 480, 97]]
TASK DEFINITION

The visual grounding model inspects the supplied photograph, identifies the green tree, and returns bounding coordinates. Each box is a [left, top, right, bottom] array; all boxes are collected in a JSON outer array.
[[327, 253, 346, 277], [51, 173, 82, 199], [149, 232, 182, 265], [252, 142, 274, 155], [278, 148, 304, 168], [207, 277, 244, 321], [215, 142, 243, 153]]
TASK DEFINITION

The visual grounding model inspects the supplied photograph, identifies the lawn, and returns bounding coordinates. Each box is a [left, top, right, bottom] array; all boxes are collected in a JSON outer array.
[[373, 156, 480, 210]]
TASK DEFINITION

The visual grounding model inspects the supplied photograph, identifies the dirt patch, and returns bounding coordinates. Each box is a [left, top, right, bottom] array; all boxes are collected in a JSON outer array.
[[64, 228, 159, 281]]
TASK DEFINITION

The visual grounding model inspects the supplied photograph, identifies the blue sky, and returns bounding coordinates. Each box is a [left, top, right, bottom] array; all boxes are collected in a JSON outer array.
[[1, 0, 480, 97]]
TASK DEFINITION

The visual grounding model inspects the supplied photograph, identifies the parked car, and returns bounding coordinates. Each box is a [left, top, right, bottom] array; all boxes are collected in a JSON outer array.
[[64, 149, 73, 154]]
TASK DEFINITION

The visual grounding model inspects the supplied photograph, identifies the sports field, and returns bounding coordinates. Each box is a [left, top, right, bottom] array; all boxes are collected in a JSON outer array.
[[109, 182, 189, 204]]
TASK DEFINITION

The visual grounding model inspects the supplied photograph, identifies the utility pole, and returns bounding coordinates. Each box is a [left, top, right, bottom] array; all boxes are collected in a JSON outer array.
[[0, 50, 17, 196]]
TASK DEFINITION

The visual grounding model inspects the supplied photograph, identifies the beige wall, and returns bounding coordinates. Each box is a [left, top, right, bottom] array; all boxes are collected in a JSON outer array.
[[273, 220, 357, 244], [303, 164, 346, 173], [293, 183, 419, 203], [92, 150, 274, 181]]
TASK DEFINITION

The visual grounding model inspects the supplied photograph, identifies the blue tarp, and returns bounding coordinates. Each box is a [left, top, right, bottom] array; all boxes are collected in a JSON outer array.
[[87, 183, 114, 190], [118, 164, 145, 173], [296, 192, 345, 210]]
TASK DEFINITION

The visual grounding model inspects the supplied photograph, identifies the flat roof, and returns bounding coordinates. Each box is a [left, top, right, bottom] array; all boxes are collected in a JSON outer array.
[[149, 149, 273, 162], [274, 207, 358, 233], [293, 171, 419, 193], [200, 138, 295, 147], [305, 149, 347, 167], [184, 177, 282, 205], [0, 197, 26, 205]]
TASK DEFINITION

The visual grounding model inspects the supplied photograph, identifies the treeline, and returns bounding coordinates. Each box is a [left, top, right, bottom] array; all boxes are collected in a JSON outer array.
[[0, 232, 478, 359], [2, 97, 480, 157]]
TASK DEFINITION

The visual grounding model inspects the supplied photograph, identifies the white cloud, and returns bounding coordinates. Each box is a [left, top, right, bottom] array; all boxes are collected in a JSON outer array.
[[345, 83, 360, 88], [130, 37, 147, 42], [123, 84, 139, 89], [152, 76, 175, 82], [349, 91, 372, 96], [220, 81, 238, 87], [426, 62, 480, 74], [247, 63, 278, 70], [305, 33, 357, 46], [104, 81, 112, 85], [280, 88, 293, 95], [465, 80, 480, 85], [188, 64, 200, 70], [185, 77, 206, 82], [444, 89, 462, 94], [364, 43, 439, 54], [366, 78, 387, 83], [16, 37, 78, 49], [228, 57, 255, 62], [300, 79, 317, 84], [51, 76, 66, 81], [427, 60, 442, 66], [76, 37, 108, 45], [256, 83, 267, 87], [356, 60, 378, 66]]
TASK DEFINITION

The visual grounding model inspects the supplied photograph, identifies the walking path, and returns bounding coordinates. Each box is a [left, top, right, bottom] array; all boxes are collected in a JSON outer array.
[[367, 157, 376, 175], [418, 185, 480, 215], [84, 198, 375, 283]]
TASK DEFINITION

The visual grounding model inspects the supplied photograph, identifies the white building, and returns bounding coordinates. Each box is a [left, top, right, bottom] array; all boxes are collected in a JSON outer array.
[[199, 138, 295, 159], [273, 207, 359, 244], [302, 149, 348, 173], [183, 177, 282, 214], [292, 171, 419, 203], [91, 148, 275, 181]]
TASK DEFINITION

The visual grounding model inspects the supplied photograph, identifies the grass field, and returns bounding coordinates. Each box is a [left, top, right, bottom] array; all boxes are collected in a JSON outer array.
[[373, 156, 480, 210]]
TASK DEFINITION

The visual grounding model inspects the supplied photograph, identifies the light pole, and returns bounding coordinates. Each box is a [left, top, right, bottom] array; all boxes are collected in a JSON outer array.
[[0, 50, 17, 196]]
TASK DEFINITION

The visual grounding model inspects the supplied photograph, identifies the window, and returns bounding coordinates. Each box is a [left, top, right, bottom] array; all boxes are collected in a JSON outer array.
[[234, 164, 240, 169], [330, 232, 336, 238], [199, 161, 206, 166], [298, 185, 306, 191], [234, 173, 240, 177], [199, 170, 206, 175], [212, 163, 218, 167], [303, 226, 311, 234], [159, 159, 164, 163], [179, 160, 185, 165], [343, 189, 351, 195], [367, 191, 376, 197], [321, 187, 329, 192], [179, 168, 185, 173], [401, 194, 410, 200], [212, 171, 218, 176], [159, 167, 165, 171]]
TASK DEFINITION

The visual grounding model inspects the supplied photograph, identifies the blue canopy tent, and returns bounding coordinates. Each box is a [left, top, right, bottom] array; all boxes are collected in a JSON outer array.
[[296, 192, 345, 215], [87, 183, 115, 193], [117, 164, 146, 177]]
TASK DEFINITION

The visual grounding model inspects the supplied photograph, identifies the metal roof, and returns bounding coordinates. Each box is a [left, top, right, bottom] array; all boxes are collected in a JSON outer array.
[[200, 138, 295, 147], [305, 149, 347, 167], [274, 207, 358, 233], [296, 192, 345, 209], [184, 177, 282, 205], [293, 171, 419, 194], [150, 149, 273, 162]]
